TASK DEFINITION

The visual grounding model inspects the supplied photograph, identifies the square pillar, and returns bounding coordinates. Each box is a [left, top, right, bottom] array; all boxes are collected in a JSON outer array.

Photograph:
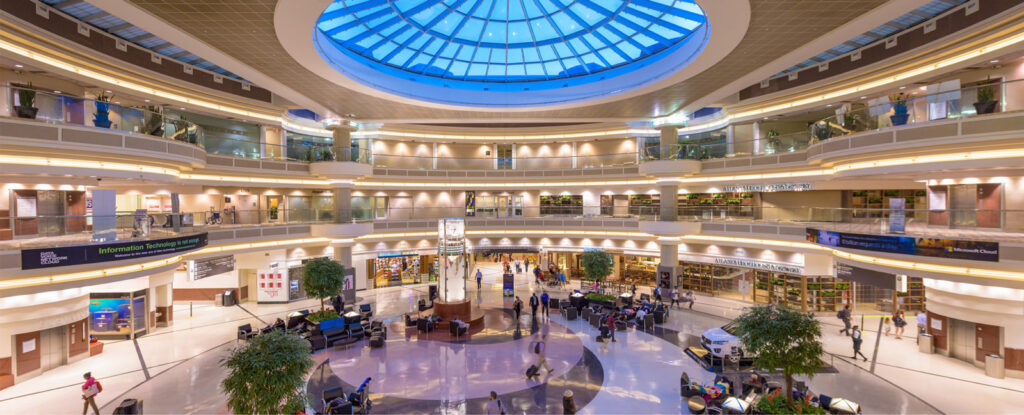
[[332, 184, 352, 222], [659, 182, 678, 221]]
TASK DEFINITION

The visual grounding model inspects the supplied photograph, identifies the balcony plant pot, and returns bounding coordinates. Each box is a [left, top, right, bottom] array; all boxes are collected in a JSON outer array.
[[973, 100, 998, 115], [889, 104, 909, 126], [93, 101, 112, 128], [14, 105, 38, 119]]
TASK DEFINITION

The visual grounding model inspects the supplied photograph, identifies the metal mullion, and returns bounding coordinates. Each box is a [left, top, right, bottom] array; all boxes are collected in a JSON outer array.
[[528, 0, 570, 77], [630, 0, 704, 21], [320, 0, 388, 21]]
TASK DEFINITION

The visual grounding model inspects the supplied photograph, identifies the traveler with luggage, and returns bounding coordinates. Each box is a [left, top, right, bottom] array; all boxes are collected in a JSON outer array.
[[541, 291, 550, 317], [485, 391, 505, 414], [513, 297, 523, 323], [82, 372, 101, 415], [530, 334, 552, 375], [838, 305, 852, 336], [563, 390, 578, 414], [530, 293, 539, 317]]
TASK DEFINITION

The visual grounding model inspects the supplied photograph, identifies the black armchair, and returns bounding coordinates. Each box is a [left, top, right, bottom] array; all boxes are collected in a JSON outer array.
[[237, 324, 257, 340], [404, 314, 417, 327], [359, 304, 373, 319], [417, 318, 430, 332], [449, 320, 467, 337]]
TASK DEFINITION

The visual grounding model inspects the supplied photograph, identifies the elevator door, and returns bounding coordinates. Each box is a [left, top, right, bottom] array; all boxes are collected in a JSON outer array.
[[39, 326, 67, 372], [949, 318, 976, 364]]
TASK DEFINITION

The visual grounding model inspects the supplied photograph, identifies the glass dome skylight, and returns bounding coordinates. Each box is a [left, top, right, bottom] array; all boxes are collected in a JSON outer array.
[[314, 0, 707, 106]]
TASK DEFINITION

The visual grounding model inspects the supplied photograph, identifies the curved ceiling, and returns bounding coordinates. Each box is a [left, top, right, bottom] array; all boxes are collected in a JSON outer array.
[[313, 0, 709, 106]]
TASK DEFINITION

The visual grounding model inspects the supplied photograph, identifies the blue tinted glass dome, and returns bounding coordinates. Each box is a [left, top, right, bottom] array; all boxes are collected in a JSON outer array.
[[314, 0, 708, 106]]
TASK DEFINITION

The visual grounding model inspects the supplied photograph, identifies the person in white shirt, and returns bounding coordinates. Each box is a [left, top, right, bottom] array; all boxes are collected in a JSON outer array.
[[484, 391, 504, 414]]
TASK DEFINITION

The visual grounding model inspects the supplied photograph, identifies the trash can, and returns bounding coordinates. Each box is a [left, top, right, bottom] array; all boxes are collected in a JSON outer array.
[[214, 293, 224, 307], [986, 354, 1005, 379], [222, 289, 236, 307], [919, 333, 933, 354]]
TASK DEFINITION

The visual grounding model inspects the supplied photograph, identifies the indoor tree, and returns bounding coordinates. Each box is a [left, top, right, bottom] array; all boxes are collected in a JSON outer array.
[[302, 257, 345, 319], [220, 330, 313, 414], [733, 305, 824, 410], [580, 250, 613, 282]]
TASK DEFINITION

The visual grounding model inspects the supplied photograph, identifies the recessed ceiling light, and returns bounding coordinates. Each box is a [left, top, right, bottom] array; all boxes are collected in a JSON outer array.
[[826, 104, 833, 107], [54, 90, 61, 93], [14, 64, 23, 68], [899, 86, 906, 90], [144, 99, 150, 102], [859, 96, 866, 99], [990, 59, 999, 63], [105, 90, 112, 93], [919, 86, 927, 91]]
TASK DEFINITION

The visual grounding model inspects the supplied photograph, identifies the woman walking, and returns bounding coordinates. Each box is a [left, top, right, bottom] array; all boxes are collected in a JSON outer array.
[[893, 309, 907, 339], [852, 325, 868, 361]]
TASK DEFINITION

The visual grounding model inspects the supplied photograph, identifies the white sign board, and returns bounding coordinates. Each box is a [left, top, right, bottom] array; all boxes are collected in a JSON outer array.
[[257, 270, 287, 302], [21, 338, 36, 354], [930, 318, 942, 331]]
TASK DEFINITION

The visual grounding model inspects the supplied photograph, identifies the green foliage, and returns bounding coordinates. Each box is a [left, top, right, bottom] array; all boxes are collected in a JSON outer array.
[[96, 92, 113, 102], [740, 193, 754, 198], [302, 257, 345, 314], [580, 250, 613, 282], [734, 305, 824, 410], [220, 330, 313, 415], [17, 83, 35, 107], [977, 78, 995, 103], [320, 147, 334, 161], [712, 194, 725, 199], [756, 389, 826, 414], [306, 309, 340, 323], [813, 122, 831, 141], [766, 129, 779, 138], [687, 193, 700, 199], [585, 293, 616, 302], [726, 199, 742, 205]]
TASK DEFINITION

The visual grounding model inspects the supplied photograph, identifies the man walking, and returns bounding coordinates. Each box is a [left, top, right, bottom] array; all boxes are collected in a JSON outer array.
[[530, 293, 539, 317], [533, 334, 553, 373], [605, 313, 616, 342], [852, 325, 868, 361], [476, 268, 483, 290], [684, 290, 695, 310], [81, 372, 100, 415], [838, 305, 852, 336], [485, 391, 504, 414], [670, 290, 680, 308], [541, 291, 550, 316], [513, 296, 523, 323]]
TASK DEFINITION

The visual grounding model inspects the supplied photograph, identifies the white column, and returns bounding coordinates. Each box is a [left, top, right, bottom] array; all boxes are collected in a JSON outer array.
[[511, 143, 517, 169], [659, 181, 678, 221], [332, 182, 353, 222], [330, 124, 355, 161], [571, 141, 578, 168], [726, 124, 735, 156], [260, 125, 283, 160], [752, 121, 761, 155], [493, 144, 499, 170], [432, 142, 438, 169], [659, 126, 678, 159], [333, 244, 353, 268]]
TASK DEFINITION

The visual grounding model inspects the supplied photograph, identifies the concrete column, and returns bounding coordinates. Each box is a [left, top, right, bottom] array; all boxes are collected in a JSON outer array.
[[333, 244, 353, 268], [752, 121, 761, 155], [432, 142, 438, 169], [571, 141, 578, 168], [659, 126, 678, 159], [726, 124, 735, 156], [659, 240, 679, 269], [333, 183, 353, 222], [260, 125, 283, 160], [659, 182, 678, 221], [330, 124, 356, 161]]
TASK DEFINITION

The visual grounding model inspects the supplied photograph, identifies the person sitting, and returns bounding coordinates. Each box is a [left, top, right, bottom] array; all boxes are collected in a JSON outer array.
[[635, 308, 647, 322]]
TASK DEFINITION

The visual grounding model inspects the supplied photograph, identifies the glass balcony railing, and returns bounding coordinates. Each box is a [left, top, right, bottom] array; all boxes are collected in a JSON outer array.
[[8, 87, 203, 147], [369, 151, 638, 170], [812, 78, 1023, 141]]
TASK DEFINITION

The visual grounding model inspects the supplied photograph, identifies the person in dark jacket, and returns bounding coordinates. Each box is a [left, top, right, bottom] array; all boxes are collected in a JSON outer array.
[[530, 293, 539, 317], [605, 313, 616, 342], [513, 296, 523, 323], [562, 390, 577, 414], [838, 305, 852, 336], [332, 294, 343, 315], [852, 325, 868, 361]]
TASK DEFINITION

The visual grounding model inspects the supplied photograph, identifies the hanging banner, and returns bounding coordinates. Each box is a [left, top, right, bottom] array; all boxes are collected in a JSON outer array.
[[22, 233, 208, 270], [807, 228, 998, 262], [888, 197, 906, 234]]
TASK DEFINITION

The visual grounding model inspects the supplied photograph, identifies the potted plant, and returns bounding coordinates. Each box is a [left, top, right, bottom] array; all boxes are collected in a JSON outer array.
[[734, 305, 824, 411], [580, 250, 613, 288], [301, 257, 346, 319], [221, 330, 313, 414], [889, 92, 910, 125], [687, 193, 700, 200], [142, 106, 164, 136], [726, 199, 742, 205], [974, 78, 998, 115], [766, 129, 781, 152], [319, 147, 334, 161], [811, 122, 831, 142], [93, 92, 113, 128], [15, 83, 38, 119]]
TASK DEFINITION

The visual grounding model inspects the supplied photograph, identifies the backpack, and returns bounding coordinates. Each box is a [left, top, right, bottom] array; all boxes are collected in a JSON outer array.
[[836, 310, 843, 319], [498, 399, 506, 415], [96, 380, 102, 393], [534, 341, 542, 354]]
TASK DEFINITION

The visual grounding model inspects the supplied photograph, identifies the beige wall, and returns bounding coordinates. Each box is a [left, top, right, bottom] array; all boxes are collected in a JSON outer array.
[[761, 190, 843, 221], [577, 139, 636, 167], [372, 139, 433, 169], [516, 142, 573, 169], [437, 143, 492, 169], [1003, 177, 1024, 231]]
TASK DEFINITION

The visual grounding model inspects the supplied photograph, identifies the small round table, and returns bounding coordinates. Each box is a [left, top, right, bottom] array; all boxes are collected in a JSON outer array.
[[687, 396, 707, 414]]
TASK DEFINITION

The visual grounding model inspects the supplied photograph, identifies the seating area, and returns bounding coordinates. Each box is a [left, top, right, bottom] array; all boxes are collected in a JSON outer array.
[[234, 302, 385, 352], [680, 371, 861, 414]]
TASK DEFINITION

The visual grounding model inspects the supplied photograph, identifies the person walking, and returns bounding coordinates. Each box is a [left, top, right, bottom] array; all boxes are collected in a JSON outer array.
[[525, 258, 530, 272], [332, 294, 344, 315], [485, 391, 504, 415], [653, 286, 662, 304], [670, 290, 680, 308], [81, 372, 101, 415], [852, 325, 868, 361], [530, 293, 539, 317], [605, 313, 616, 342], [541, 291, 550, 316], [476, 268, 483, 289], [838, 304, 852, 336], [515, 258, 521, 273], [684, 289, 695, 310], [513, 296, 523, 323], [893, 309, 907, 339], [562, 390, 578, 414], [533, 334, 553, 373]]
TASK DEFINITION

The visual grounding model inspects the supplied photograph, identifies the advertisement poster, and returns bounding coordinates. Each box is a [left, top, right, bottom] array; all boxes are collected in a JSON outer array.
[[88, 297, 132, 335], [807, 228, 998, 262], [465, 191, 476, 216], [257, 271, 287, 302], [888, 197, 906, 234], [502, 273, 515, 297], [22, 233, 209, 270], [342, 268, 356, 302]]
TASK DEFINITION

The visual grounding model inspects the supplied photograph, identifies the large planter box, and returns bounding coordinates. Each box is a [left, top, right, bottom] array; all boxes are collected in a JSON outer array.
[[89, 341, 104, 356]]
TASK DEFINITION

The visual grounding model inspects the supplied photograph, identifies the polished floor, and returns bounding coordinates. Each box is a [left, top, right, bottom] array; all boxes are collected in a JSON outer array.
[[0, 264, 1020, 414]]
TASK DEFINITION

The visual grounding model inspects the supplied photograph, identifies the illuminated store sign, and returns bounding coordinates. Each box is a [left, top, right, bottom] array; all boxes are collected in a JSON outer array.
[[723, 183, 812, 192], [714, 258, 803, 274]]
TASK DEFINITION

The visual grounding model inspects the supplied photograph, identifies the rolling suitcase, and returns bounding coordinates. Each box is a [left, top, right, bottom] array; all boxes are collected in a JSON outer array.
[[525, 364, 540, 379], [113, 398, 143, 414]]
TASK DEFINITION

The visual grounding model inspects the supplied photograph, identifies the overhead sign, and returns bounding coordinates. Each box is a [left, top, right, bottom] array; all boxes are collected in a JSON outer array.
[[22, 233, 208, 270], [189, 255, 235, 281], [807, 228, 998, 262], [836, 262, 895, 290], [723, 183, 812, 192]]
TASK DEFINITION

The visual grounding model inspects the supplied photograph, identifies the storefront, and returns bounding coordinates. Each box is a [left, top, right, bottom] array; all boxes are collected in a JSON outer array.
[[836, 263, 925, 313], [8, 188, 88, 239], [370, 252, 437, 288], [621, 255, 657, 285], [88, 290, 148, 339]]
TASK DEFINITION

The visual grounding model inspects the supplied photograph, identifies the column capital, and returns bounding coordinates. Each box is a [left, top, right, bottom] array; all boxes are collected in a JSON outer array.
[[325, 121, 358, 132]]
